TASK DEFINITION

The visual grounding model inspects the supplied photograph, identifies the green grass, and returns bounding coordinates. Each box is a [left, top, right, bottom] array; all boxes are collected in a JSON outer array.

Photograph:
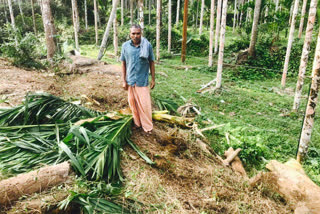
[[80, 35, 319, 184]]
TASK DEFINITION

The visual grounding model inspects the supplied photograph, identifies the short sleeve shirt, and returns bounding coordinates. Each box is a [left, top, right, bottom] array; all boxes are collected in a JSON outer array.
[[120, 40, 155, 87]]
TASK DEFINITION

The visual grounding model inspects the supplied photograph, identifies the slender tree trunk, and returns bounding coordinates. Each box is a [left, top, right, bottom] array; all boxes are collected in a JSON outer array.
[[41, 0, 56, 60], [275, 0, 279, 11], [168, 0, 172, 52], [130, 0, 133, 24], [248, 0, 262, 56], [94, 0, 98, 45], [31, 0, 37, 34], [214, 0, 222, 54], [281, 0, 299, 87], [139, 0, 144, 30], [199, 0, 205, 35], [298, 0, 308, 39], [84, 0, 88, 30], [293, 0, 317, 111], [149, 0, 151, 24], [71, 0, 79, 51], [97, 0, 119, 60], [176, 0, 180, 25], [113, 8, 118, 56], [7, 0, 15, 29], [216, 0, 228, 88], [208, 0, 215, 66], [297, 28, 320, 162], [17, 0, 25, 25], [239, 1, 243, 26], [3, 0, 9, 24], [195, 0, 199, 29], [156, 0, 161, 62], [264, 6, 268, 23], [121, 0, 124, 25], [181, 0, 189, 62], [233, 0, 237, 32], [289, 2, 293, 26]]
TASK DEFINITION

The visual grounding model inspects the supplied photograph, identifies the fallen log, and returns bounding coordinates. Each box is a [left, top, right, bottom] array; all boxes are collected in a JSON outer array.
[[0, 162, 71, 206], [152, 111, 194, 127], [264, 159, 320, 213], [224, 147, 247, 177]]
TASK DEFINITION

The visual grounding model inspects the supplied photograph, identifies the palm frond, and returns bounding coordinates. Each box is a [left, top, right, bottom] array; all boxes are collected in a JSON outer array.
[[0, 93, 101, 126], [153, 97, 179, 113]]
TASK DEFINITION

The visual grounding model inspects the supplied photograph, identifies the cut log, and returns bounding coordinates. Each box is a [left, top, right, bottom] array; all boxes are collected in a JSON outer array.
[[224, 147, 247, 177], [265, 159, 320, 213], [0, 162, 71, 206], [152, 111, 194, 127]]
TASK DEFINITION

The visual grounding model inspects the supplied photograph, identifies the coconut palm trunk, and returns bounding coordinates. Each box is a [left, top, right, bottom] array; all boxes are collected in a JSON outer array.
[[31, 0, 37, 34], [156, 0, 161, 62], [233, 0, 237, 32], [208, 0, 215, 66], [298, 0, 308, 39], [181, 0, 189, 62], [149, 0, 151, 24], [176, 0, 180, 25], [41, 0, 57, 60], [216, 0, 228, 88], [113, 15, 118, 57], [7, 0, 15, 29], [293, 0, 318, 111], [94, 0, 98, 45], [121, 0, 124, 25], [97, 0, 119, 60], [297, 28, 320, 163], [214, 0, 222, 54], [281, 0, 299, 87], [248, 0, 262, 57], [130, 0, 133, 24], [84, 0, 88, 30], [168, 0, 172, 52], [71, 0, 79, 51], [138, 0, 144, 30], [199, 0, 205, 35]]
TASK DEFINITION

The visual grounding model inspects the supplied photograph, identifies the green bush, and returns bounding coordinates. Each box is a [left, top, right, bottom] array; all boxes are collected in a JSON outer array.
[[0, 26, 44, 69]]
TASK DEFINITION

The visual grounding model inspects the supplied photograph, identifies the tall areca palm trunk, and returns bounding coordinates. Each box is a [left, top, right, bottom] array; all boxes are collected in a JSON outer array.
[[139, 0, 144, 30], [31, 0, 37, 34], [297, 28, 320, 163], [130, 0, 133, 24], [97, 0, 119, 60], [181, 0, 189, 62], [208, 0, 215, 67], [233, 0, 237, 32], [293, 0, 318, 111], [199, 0, 205, 35], [121, 0, 124, 25], [156, 0, 161, 62], [168, 0, 172, 52], [84, 0, 88, 30], [17, 0, 25, 25], [7, 0, 15, 29], [216, 0, 228, 88], [298, 0, 308, 39], [214, 0, 222, 54], [248, 0, 262, 56], [94, 0, 98, 45], [176, 0, 180, 25], [113, 15, 118, 57], [71, 0, 80, 51], [281, 0, 299, 87], [41, 0, 56, 60]]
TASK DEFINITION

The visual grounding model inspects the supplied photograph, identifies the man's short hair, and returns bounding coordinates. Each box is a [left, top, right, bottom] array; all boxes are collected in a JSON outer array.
[[130, 24, 142, 31]]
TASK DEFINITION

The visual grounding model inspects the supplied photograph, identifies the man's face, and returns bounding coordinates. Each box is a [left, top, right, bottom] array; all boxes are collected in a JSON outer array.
[[130, 27, 141, 44]]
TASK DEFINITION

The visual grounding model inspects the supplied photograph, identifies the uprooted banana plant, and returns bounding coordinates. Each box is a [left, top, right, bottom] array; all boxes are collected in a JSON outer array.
[[0, 93, 153, 212]]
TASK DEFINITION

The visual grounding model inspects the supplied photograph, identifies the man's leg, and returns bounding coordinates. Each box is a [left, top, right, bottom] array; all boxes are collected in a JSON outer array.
[[128, 86, 141, 127], [132, 86, 153, 132]]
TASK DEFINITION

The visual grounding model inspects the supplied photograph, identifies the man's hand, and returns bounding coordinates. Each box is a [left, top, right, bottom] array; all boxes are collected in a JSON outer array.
[[150, 79, 155, 89], [122, 82, 128, 90]]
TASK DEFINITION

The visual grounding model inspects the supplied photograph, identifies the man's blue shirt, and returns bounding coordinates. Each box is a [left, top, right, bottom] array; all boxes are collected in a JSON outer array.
[[120, 40, 155, 87]]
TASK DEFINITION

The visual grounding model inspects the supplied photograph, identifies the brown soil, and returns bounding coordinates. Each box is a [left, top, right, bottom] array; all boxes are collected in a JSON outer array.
[[0, 57, 292, 213], [0, 57, 127, 111]]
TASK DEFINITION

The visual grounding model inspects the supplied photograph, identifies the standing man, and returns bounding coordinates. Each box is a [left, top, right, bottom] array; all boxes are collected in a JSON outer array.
[[120, 24, 156, 134]]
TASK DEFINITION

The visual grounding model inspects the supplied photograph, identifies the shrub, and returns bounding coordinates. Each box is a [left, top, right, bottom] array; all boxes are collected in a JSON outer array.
[[0, 26, 44, 69]]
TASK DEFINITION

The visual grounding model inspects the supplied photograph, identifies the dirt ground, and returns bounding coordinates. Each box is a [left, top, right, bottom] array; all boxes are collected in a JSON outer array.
[[0, 57, 292, 213]]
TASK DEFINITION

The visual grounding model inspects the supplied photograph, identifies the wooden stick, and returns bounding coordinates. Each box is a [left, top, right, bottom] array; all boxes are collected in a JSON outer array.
[[223, 147, 241, 166], [197, 78, 217, 92]]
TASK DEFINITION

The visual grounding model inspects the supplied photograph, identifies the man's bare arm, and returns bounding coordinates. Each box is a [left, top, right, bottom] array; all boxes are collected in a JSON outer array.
[[121, 61, 128, 90], [150, 61, 155, 89]]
